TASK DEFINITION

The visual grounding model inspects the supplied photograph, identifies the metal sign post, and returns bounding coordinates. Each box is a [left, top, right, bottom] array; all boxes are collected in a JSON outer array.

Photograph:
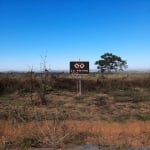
[[76, 75, 81, 96], [79, 77, 81, 96], [70, 61, 89, 96]]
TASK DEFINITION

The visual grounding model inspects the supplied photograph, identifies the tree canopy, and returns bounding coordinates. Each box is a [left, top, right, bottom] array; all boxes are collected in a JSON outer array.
[[95, 53, 127, 73]]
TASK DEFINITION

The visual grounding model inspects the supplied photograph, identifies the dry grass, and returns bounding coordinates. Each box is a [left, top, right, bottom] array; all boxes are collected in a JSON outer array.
[[0, 73, 150, 148], [1, 72, 150, 94], [74, 121, 150, 147], [0, 120, 150, 148]]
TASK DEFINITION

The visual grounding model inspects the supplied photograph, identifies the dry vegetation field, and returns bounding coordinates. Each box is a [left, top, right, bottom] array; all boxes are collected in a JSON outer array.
[[0, 72, 150, 149]]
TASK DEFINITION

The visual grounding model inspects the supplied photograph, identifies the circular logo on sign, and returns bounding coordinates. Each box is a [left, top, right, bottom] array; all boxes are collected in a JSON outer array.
[[74, 63, 80, 69], [74, 63, 85, 69], [80, 63, 85, 69]]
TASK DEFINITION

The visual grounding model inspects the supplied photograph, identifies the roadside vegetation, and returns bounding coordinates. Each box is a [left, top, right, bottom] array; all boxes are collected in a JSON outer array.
[[0, 72, 150, 149]]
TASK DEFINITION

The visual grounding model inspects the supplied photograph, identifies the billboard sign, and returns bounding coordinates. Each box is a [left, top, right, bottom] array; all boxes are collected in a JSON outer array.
[[70, 61, 89, 74]]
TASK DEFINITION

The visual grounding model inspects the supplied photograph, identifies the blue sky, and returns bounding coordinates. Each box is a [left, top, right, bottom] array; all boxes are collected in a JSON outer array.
[[0, 0, 150, 71]]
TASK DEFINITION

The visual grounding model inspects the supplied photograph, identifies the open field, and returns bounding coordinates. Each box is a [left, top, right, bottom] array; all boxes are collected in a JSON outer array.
[[0, 73, 150, 149]]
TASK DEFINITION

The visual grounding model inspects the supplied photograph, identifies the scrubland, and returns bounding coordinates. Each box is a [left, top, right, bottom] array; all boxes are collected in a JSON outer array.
[[0, 72, 150, 149]]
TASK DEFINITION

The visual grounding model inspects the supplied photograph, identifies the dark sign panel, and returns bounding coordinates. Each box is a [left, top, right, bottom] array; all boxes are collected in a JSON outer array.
[[70, 61, 89, 74]]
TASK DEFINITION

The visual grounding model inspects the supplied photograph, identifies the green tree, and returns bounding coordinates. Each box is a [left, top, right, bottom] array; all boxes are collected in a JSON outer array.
[[95, 53, 127, 73]]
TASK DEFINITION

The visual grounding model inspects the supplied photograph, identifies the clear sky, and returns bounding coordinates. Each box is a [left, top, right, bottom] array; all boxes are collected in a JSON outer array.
[[0, 0, 150, 71]]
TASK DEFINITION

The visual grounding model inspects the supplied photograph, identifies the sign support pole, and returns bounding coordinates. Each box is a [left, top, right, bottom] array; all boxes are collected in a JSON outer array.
[[78, 59, 81, 96], [76, 75, 82, 96], [77, 78, 79, 96], [79, 77, 81, 96]]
